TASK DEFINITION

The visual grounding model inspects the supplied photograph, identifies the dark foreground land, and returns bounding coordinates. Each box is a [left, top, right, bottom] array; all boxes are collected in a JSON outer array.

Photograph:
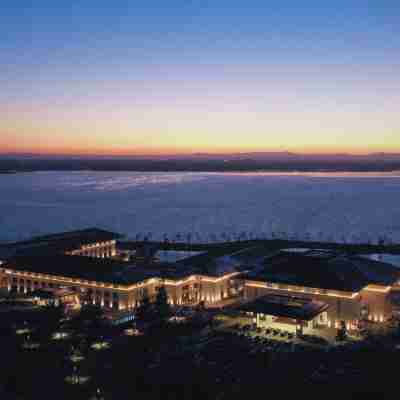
[[1, 299, 400, 400], [1, 239, 400, 399]]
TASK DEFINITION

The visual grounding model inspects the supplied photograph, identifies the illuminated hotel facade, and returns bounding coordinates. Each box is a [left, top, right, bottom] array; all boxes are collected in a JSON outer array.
[[1, 230, 399, 334], [0, 262, 240, 311], [0, 228, 241, 310], [241, 250, 399, 332], [65, 240, 117, 258], [243, 280, 393, 331]]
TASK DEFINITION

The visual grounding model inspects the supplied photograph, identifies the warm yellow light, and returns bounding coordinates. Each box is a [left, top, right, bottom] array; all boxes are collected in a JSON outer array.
[[244, 281, 359, 299], [364, 285, 392, 293]]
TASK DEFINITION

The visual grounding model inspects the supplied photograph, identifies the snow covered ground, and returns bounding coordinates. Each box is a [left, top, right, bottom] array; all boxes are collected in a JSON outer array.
[[1, 171, 400, 244]]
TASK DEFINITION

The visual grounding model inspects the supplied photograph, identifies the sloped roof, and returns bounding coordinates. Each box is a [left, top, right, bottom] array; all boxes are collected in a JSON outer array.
[[238, 294, 329, 321], [3, 253, 204, 286], [246, 249, 400, 292], [3, 255, 158, 286], [3, 228, 122, 257]]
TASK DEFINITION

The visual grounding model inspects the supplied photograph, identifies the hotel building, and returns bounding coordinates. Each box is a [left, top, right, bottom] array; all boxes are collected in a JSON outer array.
[[0, 229, 241, 310], [240, 249, 400, 332], [0, 256, 240, 310], [1, 230, 400, 335]]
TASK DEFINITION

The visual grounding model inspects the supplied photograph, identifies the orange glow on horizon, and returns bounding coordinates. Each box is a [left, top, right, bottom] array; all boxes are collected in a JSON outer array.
[[1, 96, 398, 157], [1, 144, 399, 157]]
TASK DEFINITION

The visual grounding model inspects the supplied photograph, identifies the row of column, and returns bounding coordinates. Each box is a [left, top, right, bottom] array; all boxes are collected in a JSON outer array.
[[74, 244, 116, 258], [7, 276, 125, 310], [87, 289, 120, 309], [6, 274, 235, 309], [8, 277, 57, 293]]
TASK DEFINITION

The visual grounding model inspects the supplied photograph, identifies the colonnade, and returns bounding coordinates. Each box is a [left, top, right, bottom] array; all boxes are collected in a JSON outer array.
[[67, 240, 117, 258]]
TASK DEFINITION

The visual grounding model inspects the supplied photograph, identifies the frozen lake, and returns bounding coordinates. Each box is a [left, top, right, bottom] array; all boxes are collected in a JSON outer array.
[[1, 171, 400, 244]]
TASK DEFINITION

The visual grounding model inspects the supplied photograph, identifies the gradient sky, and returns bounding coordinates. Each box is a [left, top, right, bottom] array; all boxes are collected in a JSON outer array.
[[1, 0, 399, 155]]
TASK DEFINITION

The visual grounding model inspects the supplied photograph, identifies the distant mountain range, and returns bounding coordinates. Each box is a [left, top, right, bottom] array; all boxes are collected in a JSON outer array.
[[1, 152, 400, 172], [173, 152, 400, 162], [2, 151, 400, 161]]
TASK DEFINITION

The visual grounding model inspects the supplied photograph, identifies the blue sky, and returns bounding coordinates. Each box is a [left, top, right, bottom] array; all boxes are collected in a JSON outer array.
[[1, 1, 399, 154]]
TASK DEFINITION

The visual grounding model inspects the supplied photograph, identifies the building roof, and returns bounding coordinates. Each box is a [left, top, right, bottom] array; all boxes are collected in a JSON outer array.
[[237, 294, 329, 321], [246, 249, 400, 292], [173, 246, 268, 278], [2, 228, 122, 257], [3, 255, 162, 286]]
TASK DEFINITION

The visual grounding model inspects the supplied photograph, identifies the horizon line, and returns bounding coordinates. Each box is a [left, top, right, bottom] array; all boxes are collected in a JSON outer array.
[[1, 150, 400, 158]]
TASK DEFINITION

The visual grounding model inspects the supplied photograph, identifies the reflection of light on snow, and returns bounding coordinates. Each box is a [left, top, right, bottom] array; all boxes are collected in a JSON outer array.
[[2, 171, 400, 244]]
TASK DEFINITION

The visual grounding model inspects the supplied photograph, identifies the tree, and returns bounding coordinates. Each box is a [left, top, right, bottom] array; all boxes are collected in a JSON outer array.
[[154, 286, 171, 322], [28, 303, 65, 341], [68, 303, 106, 343], [79, 303, 104, 322], [135, 290, 153, 324], [44, 302, 64, 330], [336, 320, 347, 341]]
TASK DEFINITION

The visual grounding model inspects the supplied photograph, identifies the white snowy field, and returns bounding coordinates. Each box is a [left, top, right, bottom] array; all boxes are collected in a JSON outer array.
[[1, 171, 400, 244]]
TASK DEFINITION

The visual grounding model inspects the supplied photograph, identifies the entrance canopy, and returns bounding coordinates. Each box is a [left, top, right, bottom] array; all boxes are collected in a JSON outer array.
[[237, 294, 329, 322]]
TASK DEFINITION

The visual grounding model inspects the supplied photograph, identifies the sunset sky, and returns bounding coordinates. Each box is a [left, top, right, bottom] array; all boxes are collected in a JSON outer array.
[[1, 1, 399, 155]]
